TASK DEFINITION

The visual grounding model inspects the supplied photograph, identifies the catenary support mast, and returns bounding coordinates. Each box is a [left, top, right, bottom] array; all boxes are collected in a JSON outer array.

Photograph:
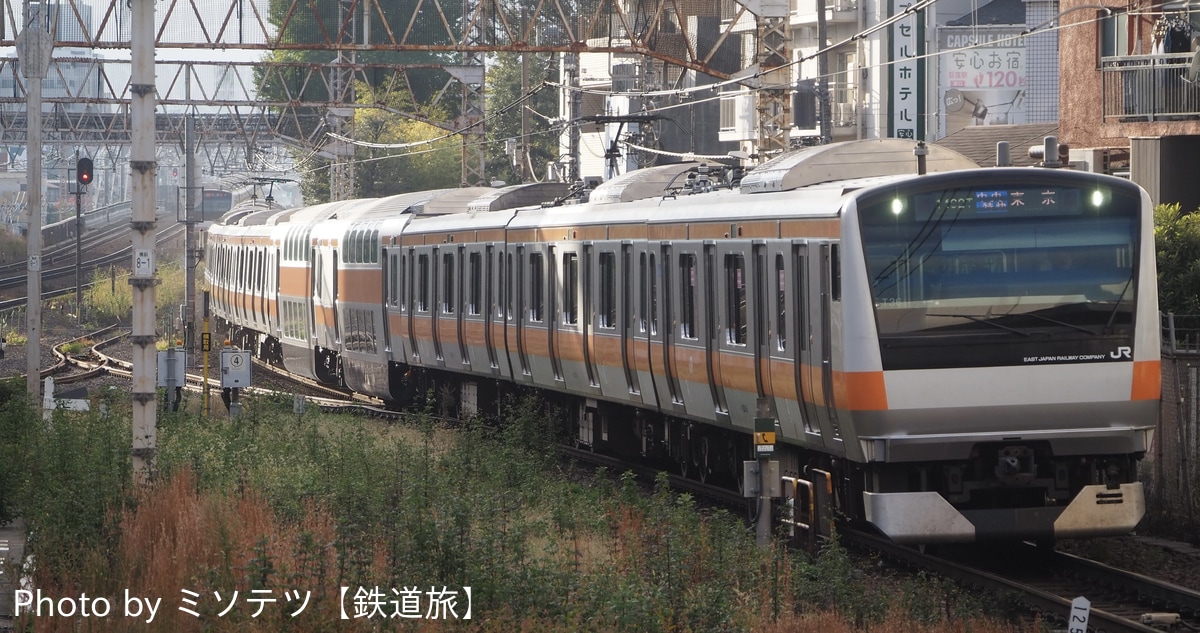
[[18, 0, 51, 400], [129, 0, 158, 483]]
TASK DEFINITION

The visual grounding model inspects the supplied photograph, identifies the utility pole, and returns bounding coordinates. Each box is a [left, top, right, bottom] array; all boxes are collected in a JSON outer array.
[[816, 0, 832, 144], [129, 0, 158, 483], [564, 52, 581, 183], [328, 0, 355, 201], [519, 10, 530, 182], [17, 0, 52, 400], [184, 77, 197, 358]]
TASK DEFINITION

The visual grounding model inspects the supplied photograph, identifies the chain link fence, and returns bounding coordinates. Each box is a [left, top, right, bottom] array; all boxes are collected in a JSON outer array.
[[1146, 313, 1200, 539]]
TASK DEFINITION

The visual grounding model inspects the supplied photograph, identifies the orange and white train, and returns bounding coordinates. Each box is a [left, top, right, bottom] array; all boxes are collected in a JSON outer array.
[[205, 140, 1160, 543]]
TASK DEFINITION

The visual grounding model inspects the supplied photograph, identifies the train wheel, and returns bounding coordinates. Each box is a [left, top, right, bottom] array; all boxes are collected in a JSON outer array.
[[697, 436, 711, 484]]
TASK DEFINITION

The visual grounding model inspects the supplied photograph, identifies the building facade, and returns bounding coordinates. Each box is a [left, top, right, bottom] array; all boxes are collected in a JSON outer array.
[[1059, 0, 1200, 211]]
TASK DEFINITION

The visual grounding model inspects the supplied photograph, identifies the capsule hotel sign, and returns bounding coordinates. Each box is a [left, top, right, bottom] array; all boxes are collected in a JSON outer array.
[[889, 0, 925, 140]]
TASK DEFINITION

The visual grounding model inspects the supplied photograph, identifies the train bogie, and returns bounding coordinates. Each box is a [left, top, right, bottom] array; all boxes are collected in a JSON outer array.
[[204, 140, 1160, 544]]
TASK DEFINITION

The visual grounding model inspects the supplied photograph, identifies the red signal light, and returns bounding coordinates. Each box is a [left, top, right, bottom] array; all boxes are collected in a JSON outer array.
[[76, 157, 93, 186]]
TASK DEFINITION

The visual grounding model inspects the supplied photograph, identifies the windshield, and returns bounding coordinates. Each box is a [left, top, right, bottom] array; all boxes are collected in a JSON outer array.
[[858, 180, 1140, 339]]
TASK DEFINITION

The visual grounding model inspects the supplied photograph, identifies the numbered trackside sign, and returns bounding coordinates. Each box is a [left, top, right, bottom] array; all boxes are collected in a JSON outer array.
[[134, 249, 154, 277], [220, 350, 251, 388], [1068, 597, 1090, 633]]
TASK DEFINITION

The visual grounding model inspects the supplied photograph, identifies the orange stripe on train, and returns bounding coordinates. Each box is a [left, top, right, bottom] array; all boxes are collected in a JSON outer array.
[[1131, 360, 1161, 401]]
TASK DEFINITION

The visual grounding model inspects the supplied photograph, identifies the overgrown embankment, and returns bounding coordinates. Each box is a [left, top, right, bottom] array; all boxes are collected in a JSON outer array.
[[0, 385, 1019, 632]]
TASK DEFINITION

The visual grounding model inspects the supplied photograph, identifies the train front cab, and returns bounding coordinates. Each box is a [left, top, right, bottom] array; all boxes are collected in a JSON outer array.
[[837, 169, 1157, 544]]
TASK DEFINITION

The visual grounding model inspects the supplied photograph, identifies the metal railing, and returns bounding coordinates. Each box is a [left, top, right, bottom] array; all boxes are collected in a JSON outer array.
[[1101, 53, 1200, 121], [1162, 313, 1200, 355]]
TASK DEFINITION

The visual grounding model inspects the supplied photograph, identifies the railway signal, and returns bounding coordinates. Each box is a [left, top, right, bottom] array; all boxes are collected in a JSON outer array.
[[76, 157, 93, 186]]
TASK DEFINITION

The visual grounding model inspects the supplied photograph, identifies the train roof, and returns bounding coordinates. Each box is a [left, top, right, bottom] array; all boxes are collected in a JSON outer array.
[[217, 199, 283, 226], [589, 163, 705, 204], [467, 182, 573, 212], [740, 139, 979, 194]]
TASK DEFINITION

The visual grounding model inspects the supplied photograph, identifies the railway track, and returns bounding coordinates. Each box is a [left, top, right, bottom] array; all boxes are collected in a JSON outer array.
[[0, 210, 183, 309], [844, 529, 1200, 633]]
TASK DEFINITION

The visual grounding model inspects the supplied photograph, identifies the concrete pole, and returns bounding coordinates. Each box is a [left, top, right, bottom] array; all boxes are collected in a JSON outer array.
[[19, 1, 52, 401], [185, 78, 196, 358], [129, 0, 158, 483]]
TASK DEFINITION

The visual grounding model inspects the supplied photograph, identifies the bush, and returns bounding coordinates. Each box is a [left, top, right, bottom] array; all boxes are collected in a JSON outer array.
[[13, 394, 1013, 632]]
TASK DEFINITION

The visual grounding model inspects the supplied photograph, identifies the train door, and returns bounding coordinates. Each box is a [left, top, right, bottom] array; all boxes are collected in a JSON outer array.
[[582, 244, 598, 387], [795, 243, 826, 447], [764, 246, 806, 442], [704, 243, 728, 417], [621, 243, 639, 395], [330, 250, 340, 348], [257, 248, 265, 327], [633, 245, 659, 408], [515, 245, 530, 377], [548, 245, 563, 381], [820, 243, 843, 445], [753, 242, 769, 402], [381, 247, 393, 356], [432, 247, 445, 362], [308, 245, 319, 353], [272, 247, 281, 344], [456, 246, 469, 366], [405, 249, 418, 363], [484, 244, 500, 373], [660, 244, 683, 406]]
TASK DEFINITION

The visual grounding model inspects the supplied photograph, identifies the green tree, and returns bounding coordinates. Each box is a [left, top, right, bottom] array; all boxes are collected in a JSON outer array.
[[354, 84, 462, 196], [1154, 202, 1200, 314], [485, 52, 561, 185], [257, 0, 469, 201]]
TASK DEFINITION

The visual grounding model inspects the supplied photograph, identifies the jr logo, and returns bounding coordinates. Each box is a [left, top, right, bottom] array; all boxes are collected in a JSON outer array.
[[1110, 346, 1132, 359]]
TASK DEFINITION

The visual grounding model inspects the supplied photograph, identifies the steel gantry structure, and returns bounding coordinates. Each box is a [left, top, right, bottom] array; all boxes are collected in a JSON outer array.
[[0, 0, 790, 187], [7, 0, 791, 478]]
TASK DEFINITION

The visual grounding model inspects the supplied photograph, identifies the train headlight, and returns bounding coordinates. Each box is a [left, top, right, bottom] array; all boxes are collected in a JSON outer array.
[[1090, 189, 1107, 207], [891, 198, 904, 215]]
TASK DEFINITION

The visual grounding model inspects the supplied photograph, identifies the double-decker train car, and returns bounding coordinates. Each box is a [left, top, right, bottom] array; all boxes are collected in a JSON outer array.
[[205, 139, 1159, 544]]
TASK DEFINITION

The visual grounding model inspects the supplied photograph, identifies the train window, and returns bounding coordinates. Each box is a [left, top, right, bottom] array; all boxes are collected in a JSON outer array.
[[638, 252, 647, 333], [680, 253, 697, 339], [563, 253, 578, 325], [599, 251, 616, 329], [622, 246, 632, 333], [859, 182, 1140, 342], [506, 252, 514, 321], [399, 253, 407, 312], [487, 246, 496, 318], [369, 230, 379, 264], [530, 252, 544, 322], [417, 253, 430, 312], [469, 252, 482, 315], [725, 253, 747, 345], [384, 252, 393, 306], [442, 253, 455, 314], [387, 254, 396, 307], [830, 244, 841, 301], [776, 254, 786, 351]]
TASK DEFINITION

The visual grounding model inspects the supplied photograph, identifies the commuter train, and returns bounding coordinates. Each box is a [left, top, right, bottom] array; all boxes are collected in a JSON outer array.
[[204, 139, 1159, 544]]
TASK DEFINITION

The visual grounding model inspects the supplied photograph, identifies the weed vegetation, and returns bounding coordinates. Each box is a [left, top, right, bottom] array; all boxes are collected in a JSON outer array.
[[0, 382, 1026, 632]]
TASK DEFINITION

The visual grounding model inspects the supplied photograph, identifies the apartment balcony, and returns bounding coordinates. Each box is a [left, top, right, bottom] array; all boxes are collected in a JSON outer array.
[[1101, 53, 1200, 122]]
